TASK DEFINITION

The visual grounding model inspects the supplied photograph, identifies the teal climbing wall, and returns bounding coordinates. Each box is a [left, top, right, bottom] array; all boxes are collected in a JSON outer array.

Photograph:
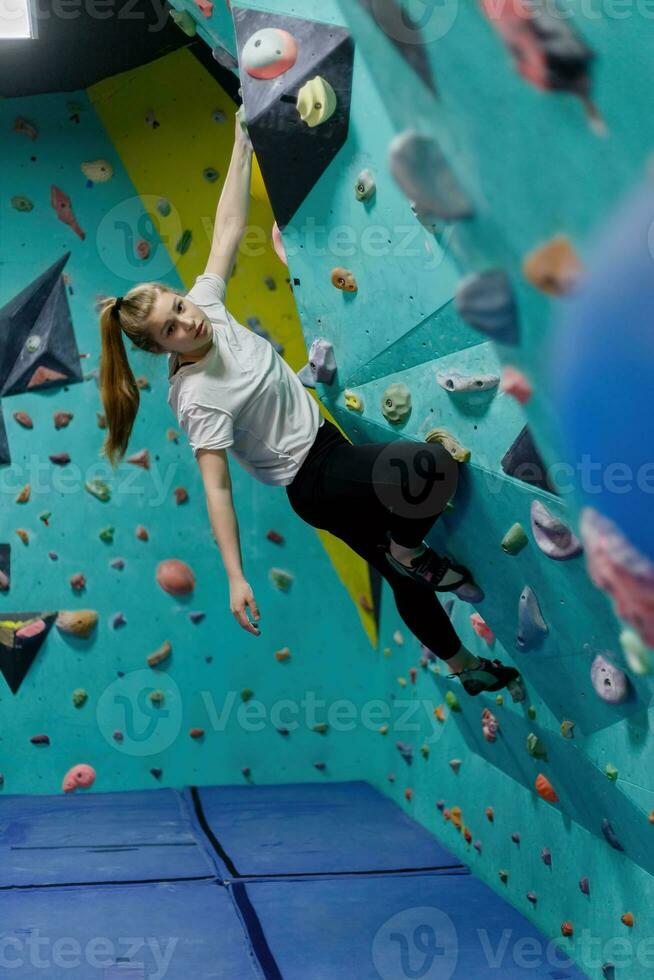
[[0, 75, 406, 795], [163, 1, 654, 977]]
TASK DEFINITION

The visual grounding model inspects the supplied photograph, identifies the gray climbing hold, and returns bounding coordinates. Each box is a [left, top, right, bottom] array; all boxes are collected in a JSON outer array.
[[212, 45, 239, 70], [516, 586, 548, 651], [501, 426, 557, 494], [541, 847, 552, 866], [355, 168, 376, 202], [591, 654, 629, 705], [308, 338, 337, 385], [297, 364, 316, 389], [436, 369, 499, 393], [389, 130, 474, 221], [530, 500, 583, 560], [455, 270, 519, 344], [381, 382, 412, 424], [601, 818, 624, 851]]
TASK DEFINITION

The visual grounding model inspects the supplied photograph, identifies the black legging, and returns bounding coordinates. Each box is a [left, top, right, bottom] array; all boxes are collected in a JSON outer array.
[[286, 419, 463, 661]]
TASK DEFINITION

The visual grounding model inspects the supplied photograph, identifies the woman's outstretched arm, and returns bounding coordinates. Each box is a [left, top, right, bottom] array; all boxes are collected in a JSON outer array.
[[204, 107, 254, 283]]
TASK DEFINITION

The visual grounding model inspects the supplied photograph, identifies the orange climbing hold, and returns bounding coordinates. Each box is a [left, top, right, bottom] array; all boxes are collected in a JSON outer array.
[[434, 705, 446, 722], [485, 806, 494, 822], [621, 913, 634, 928], [404, 787, 413, 801], [561, 922, 574, 938], [331, 268, 358, 292], [535, 773, 559, 803], [450, 805, 463, 829], [523, 235, 582, 296]]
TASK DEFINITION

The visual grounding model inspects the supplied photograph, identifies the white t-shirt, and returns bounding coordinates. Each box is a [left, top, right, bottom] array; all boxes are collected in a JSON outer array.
[[167, 273, 321, 486]]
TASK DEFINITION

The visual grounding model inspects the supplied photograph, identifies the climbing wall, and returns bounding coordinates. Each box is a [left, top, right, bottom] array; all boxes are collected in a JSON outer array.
[[0, 53, 402, 798], [159, 1, 654, 977]]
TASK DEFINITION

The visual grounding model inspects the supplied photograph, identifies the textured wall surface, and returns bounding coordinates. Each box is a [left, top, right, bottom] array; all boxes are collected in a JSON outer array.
[[0, 49, 389, 798], [162, 1, 654, 977]]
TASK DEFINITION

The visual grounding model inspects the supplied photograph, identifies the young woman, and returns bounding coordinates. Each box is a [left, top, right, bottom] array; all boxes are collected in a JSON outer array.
[[98, 110, 519, 697]]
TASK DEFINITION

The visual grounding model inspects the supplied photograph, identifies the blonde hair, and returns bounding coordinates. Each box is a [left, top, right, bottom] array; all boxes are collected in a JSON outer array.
[[98, 281, 183, 468]]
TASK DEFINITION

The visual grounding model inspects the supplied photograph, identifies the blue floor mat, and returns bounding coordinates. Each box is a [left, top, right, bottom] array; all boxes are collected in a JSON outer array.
[[239, 872, 589, 980], [0, 789, 215, 887], [0, 880, 262, 979], [192, 781, 463, 877]]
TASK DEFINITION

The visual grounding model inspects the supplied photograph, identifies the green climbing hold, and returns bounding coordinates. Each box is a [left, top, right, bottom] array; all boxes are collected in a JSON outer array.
[[420, 744, 430, 759], [170, 9, 196, 36], [499, 869, 509, 883], [445, 690, 461, 712], [502, 523, 528, 555], [176, 230, 192, 255], [561, 720, 575, 739], [241, 688, 254, 702], [149, 690, 165, 704], [72, 688, 88, 707], [85, 479, 111, 502], [313, 723, 329, 734], [528, 705, 537, 720], [605, 763, 619, 781], [99, 525, 114, 543], [527, 732, 548, 760], [203, 167, 219, 183], [11, 196, 34, 212], [495, 694, 504, 706], [39, 511, 51, 525], [620, 629, 652, 675], [269, 568, 293, 591]]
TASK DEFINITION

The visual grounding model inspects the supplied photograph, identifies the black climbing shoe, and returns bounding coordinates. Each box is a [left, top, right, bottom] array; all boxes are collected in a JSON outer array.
[[448, 657, 520, 697], [385, 544, 472, 593]]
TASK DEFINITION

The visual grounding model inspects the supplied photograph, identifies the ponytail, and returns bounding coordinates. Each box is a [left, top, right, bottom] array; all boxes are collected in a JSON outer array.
[[98, 283, 180, 469]]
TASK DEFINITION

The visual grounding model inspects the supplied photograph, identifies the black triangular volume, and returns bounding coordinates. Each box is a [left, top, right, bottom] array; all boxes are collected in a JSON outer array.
[[233, 7, 354, 229], [0, 253, 82, 398], [354, 0, 438, 95], [501, 425, 559, 495], [369, 565, 383, 631], [0, 612, 58, 694], [0, 404, 8, 466]]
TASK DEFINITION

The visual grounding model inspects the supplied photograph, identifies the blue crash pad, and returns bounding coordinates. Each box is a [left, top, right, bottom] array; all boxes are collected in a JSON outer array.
[[0, 880, 261, 979], [193, 781, 464, 877], [240, 872, 589, 980], [0, 789, 215, 887]]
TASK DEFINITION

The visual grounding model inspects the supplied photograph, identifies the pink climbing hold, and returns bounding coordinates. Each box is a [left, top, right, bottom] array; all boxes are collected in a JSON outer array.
[[243, 27, 298, 80], [272, 221, 288, 266], [51, 186, 86, 240], [481, 708, 500, 743], [70, 573, 86, 592], [135, 525, 149, 541], [156, 558, 195, 596], [194, 0, 214, 16], [501, 366, 533, 404], [136, 239, 151, 260], [28, 366, 67, 388], [62, 764, 96, 793], [127, 448, 150, 469], [470, 613, 495, 645], [54, 411, 74, 429], [16, 618, 47, 640], [13, 411, 33, 429], [581, 507, 654, 648]]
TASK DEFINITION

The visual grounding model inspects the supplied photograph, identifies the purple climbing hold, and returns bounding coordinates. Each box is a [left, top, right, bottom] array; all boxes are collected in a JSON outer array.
[[111, 612, 126, 629], [454, 582, 485, 604], [436, 799, 445, 811], [601, 818, 624, 851], [389, 130, 474, 221], [314, 761, 326, 771], [541, 847, 552, 866], [579, 877, 590, 895], [511, 832, 521, 845], [591, 654, 630, 705], [527, 892, 538, 905], [150, 768, 162, 779], [531, 500, 583, 560], [455, 270, 520, 344], [396, 741, 414, 764], [516, 586, 548, 651], [308, 338, 337, 385], [473, 840, 482, 853], [602, 964, 615, 980], [188, 611, 206, 624], [110, 558, 125, 570]]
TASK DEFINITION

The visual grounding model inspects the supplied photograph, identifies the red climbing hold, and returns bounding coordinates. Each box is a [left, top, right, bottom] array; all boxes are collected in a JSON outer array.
[[189, 728, 205, 739], [174, 487, 188, 505], [561, 921, 574, 938], [621, 912, 634, 928], [51, 186, 86, 240], [13, 411, 33, 429], [404, 788, 413, 801], [485, 806, 494, 822], [267, 529, 284, 544]]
